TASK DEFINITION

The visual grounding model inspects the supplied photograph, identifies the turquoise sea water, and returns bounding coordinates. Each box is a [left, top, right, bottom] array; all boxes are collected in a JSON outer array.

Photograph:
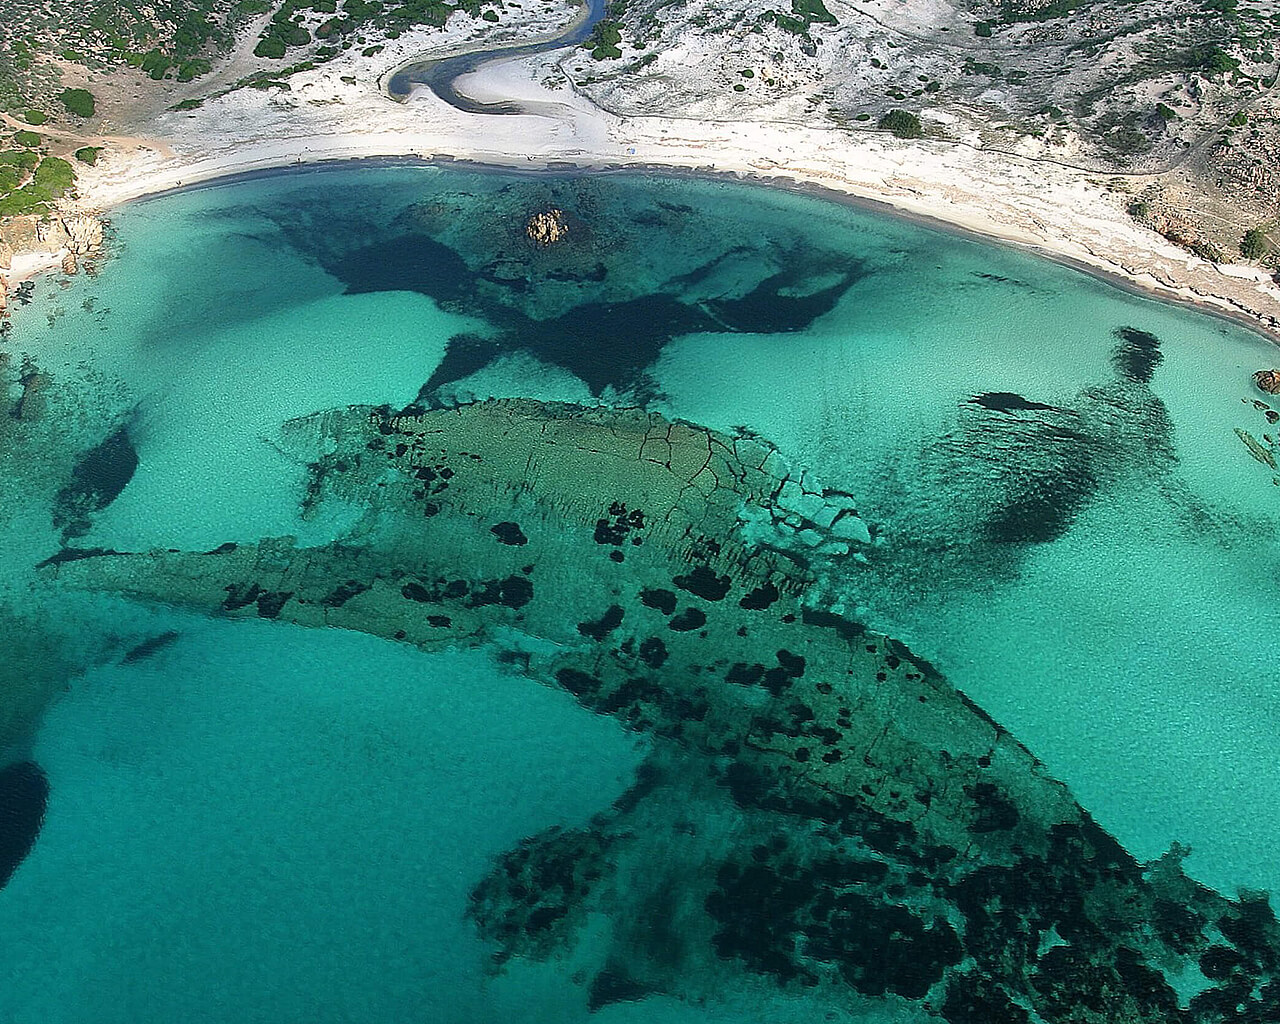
[[2, 164, 1279, 1022]]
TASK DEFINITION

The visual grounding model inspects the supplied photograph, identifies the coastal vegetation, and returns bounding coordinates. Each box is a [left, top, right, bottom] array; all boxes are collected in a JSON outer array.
[[1241, 226, 1271, 260], [0, 148, 73, 216], [879, 109, 923, 139]]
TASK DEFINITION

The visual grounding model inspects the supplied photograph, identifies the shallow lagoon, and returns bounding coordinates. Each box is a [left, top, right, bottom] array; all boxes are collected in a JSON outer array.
[[1, 164, 1278, 1023]]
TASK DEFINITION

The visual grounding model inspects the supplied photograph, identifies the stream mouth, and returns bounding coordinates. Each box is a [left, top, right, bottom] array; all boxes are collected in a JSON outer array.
[[387, 0, 606, 113]]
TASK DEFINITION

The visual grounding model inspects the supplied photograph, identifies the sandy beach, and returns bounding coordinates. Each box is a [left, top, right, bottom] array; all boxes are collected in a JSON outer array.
[[17, 19, 1280, 343]]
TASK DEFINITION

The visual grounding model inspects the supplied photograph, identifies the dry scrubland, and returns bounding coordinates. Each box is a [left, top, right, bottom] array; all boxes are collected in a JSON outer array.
[[0, 0, 1278, 266]]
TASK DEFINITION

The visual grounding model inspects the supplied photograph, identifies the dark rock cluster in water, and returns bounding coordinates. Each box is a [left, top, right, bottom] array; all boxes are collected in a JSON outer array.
[[42, 397, 1280, 1024]]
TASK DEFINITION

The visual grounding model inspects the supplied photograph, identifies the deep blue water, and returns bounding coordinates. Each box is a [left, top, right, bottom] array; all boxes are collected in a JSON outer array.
[[1, 164, 1278, 1023]]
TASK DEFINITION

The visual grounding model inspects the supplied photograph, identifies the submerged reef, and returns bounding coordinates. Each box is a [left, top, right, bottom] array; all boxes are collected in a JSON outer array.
[[40, 396, 1280, 1023]]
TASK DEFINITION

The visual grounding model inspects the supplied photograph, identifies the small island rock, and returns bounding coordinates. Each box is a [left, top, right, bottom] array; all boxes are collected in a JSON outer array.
[[526, 208, 569, 247], [1254, 369, 1280, 394]]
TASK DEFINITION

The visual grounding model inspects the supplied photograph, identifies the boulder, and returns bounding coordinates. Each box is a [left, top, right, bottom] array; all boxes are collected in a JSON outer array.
[[1254, 369, 1280, 394], [63, 215, 103, 255], [61, 253, 78, 275]]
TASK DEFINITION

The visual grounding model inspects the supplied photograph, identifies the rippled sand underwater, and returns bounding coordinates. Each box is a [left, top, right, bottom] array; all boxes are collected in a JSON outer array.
[[1, 166, 1279, 1024]]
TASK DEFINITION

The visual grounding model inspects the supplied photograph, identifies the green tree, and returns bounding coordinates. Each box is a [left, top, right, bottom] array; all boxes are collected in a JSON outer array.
[[1241, 227, 1270, 260]]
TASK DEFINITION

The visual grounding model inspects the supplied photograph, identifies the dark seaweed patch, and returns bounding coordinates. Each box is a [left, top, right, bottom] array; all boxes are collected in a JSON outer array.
[[401, 581, 436, 603], [727, 663, 766, 687], [982, 463, 1098, 544], [490, 521, 528, 546], [640, 588, 677, 615], [222, 582, 263, 611], [256, 591, 293, 619], [672, 566, 732, 601], [0, 761, 48, 891], [121, 630, 180, 664], [329, 232, 472, 303], [52, 427, 139, 538], [1111, 327, 1163, 385], [799, 608, 868, 641], [522, 296, 715, 395], [638, 638, 668, 668], [468, 575, 534, 610], [669, 608, 707, 632], [322, 580, 370, 608], [556, 668, 602, 697], [35, 546, 126, 569], [739, 582, 779, 610], [969, 392, 1059, 414], [579, 604, 625, 641], [941, 973, 1030, 1024], [588, 962, 652, 1013], [706, 854, 960, 997], [707, 262, 864, 334], [416, 334, 502, 403]]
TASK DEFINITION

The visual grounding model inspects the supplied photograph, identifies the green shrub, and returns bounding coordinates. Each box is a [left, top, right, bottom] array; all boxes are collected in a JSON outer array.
[[975, 21, 992, 36], [854, 112, 871, 121], [23, 109, 46, 125], [0, 187, 51, 217], [60, 88, 96, 117], [1156, 102, 1178, 121], [482, 9, 499, 20], [1127, 199, 1150, 220], [1241, 227, 1270, 260], [0, 150, 41, 173], [74, 146, 103, 165], [33, 157, 75, 195], [1229, 110, 1248, 127], [879, 109, 923, 139], [791, 0, 837, 25], [178, 59, 212, 81], [142, 50, 172, 79], [12, 130, 41, 148], [255, 37, 287, 58]]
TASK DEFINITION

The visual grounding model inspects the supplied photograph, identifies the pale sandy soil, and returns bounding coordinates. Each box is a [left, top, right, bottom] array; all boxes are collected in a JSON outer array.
[[15, 17, 1280, 345]]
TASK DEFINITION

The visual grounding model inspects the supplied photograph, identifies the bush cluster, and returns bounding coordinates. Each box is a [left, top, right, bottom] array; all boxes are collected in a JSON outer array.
[[879, 109, 923, 139], [60, 88, 96, 117]]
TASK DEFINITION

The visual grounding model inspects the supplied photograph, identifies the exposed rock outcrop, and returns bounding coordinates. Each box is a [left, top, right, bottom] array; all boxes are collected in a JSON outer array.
[[525, 208, 569, 246], [1254, 369, 1280, 394]]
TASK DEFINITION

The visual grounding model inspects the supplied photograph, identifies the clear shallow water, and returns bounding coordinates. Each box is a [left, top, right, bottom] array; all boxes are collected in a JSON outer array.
[[2, 164, 1279, 1022]]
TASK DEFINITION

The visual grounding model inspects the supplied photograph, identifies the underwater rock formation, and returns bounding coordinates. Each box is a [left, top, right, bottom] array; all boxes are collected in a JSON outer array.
[[41, 397, 1280, 1023]]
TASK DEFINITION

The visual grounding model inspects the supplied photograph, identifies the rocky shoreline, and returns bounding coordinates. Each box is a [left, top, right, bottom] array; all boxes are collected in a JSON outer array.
[[0, 212, 105, 321]]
